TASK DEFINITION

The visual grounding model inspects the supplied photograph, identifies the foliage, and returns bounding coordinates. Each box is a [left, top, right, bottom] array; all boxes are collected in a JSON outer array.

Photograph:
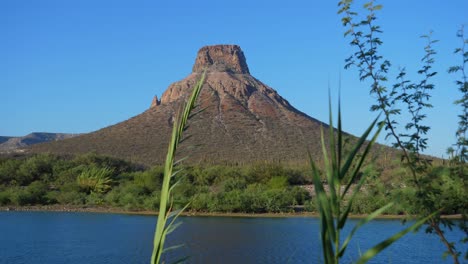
[[309, 99, 433, 263], [448, 25, 468, 164], [0, 153, 319, 213], [338, 1, 467, 262], [76, 166, 114, 194], [0, 152, 465, 217], [151, 71, 206, 264]]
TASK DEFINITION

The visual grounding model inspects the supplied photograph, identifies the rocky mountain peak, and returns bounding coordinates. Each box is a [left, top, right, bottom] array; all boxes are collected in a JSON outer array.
[[150, 95, 160, 108], [192, 45, 250, 74], [31, 44, 340, 165]]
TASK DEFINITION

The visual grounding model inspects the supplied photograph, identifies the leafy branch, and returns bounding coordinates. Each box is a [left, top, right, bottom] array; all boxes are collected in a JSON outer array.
[[338, 1, 464, 263], [449, 25, 468, 165]]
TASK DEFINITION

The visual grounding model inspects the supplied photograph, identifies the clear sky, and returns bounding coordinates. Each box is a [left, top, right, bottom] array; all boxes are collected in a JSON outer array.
[[1, 0, 467, 158]]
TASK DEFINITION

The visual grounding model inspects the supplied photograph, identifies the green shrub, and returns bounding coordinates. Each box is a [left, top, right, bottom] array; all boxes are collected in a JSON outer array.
[[72, 153, 138, 175], [76, 166, 113, 194], [17, 154, 56, 185], [55, 183, 86, 205], [304, 199, 317, 212], [143, 192, 161, 211], [350, 192, 387, 214], [44, 191, 59, 204], [172, 179, 197, 208], [110, 184, 148, 209], [218, 190, 244, 212], [133, 166, 163, 192], [244, 164, 286, 183], [0, 190, 11, 205], [263, 189, 294, 212], [7, 181, 49, 206], [0, 159, 22, 185], [86, 192, 105, 206], [290, 186, 311, 205], [26, 181, 49, 204], [120, 193, 143, 210], [190, 193, 214, 212], [104, 188, 120, 206], [242, 183, 268, 213], [284, 167, 311, 185], [267, 176, 288, 190], [221, 177, 247, 192], [9, 189, 30, 206], [56, 190, 86, 205]]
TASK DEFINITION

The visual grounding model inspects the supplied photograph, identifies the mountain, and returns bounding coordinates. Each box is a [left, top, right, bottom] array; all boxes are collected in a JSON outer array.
[[0, 136, 12, 145], [29, 45, 346, 165], [0, 133, 79, 153]]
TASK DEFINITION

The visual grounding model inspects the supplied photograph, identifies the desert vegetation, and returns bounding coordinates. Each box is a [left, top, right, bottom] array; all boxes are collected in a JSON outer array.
[[1, 0, 466, 263], [0, 152, 465, 216]]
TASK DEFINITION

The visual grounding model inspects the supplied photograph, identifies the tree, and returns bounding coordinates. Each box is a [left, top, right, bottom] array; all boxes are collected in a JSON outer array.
[[338, 1, 467, 262]]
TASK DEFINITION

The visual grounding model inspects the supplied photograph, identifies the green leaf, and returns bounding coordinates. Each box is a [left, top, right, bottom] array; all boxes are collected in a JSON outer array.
[[339, 203, 394, 257], [339, 115, 381, 180], [150, 71, 206, 264], [373, 4, 383, 11], [342, 119, 383, 198], [356, 212, 438, 264]]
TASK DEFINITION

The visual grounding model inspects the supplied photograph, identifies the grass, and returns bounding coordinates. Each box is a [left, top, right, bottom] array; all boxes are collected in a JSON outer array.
[[150, 72, 205, 264], [310, 99, 436, 264]]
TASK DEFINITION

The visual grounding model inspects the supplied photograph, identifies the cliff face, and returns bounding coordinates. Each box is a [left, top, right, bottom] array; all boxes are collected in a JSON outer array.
[[30, 45, 329, 165], [192, 45, 250, 74]]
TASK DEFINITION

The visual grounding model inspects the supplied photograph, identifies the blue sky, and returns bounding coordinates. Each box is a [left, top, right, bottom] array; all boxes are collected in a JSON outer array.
[[1, 0, 467, 158]]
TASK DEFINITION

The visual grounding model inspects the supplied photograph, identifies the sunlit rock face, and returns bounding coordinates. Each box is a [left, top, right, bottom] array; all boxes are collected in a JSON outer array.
[[31, 45, 332, 165], [192, 44, 250, 74]]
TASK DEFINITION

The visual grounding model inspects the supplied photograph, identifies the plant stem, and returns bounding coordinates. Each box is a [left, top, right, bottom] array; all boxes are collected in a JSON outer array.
[[431, 219, 460, 264]]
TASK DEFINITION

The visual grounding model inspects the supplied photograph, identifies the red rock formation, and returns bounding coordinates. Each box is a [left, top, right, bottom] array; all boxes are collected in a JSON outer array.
[[150, 95, 160, 108], [192, 45, 250, 74], [31, 45, 334, 165]]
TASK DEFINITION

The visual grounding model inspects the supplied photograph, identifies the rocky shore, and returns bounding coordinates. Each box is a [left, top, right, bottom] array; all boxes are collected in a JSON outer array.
[[1, 205, 463, 219]]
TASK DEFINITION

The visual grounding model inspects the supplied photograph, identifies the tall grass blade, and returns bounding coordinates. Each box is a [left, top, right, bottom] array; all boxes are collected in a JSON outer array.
[[309, 152, 335, 263], [150, 72, 205, 264], [341, 120, 383, 198], [310, 99, 426, 263], [337, 96, 343, 176], [339, 203, 394, 257], [320, 127, 338, 214], [171, 256, 191, 264], [339, 122, 384, 229], [327, 96, 340, 207], [356, 212, 437, 264], [339, 115, 381, 180]]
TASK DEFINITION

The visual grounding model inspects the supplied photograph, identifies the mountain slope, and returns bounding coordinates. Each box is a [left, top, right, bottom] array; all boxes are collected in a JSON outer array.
[[30, 45, 347, 165], [0, 136, 12, 145], [0, 133, 79, 153]]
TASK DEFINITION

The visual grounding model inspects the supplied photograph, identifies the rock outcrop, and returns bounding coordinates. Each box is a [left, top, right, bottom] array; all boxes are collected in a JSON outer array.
[[30, 45, 335, 165], [150, 95, 160, 109], [192, 45, 250, 74]]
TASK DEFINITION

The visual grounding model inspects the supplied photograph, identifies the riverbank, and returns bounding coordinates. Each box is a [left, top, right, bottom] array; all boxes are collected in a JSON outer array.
[[0, 205, 463, 219]]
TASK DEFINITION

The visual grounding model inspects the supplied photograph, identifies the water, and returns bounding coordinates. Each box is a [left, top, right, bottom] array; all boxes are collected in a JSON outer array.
[[0, 212, 465, 263]]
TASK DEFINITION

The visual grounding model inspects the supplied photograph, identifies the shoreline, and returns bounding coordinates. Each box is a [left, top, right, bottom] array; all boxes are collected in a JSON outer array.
[[0, 205, 463, 219]]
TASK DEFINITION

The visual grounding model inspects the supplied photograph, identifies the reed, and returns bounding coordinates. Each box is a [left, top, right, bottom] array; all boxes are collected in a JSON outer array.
[[150, 72, 206, 264], [310, 99, 434, 264]]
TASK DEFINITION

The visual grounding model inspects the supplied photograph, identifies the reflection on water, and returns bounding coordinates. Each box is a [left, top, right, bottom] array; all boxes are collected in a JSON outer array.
[[0, 212, 464, 264]]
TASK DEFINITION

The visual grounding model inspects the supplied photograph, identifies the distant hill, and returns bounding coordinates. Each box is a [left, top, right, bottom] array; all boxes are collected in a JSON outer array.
[[30, 45, 388, 166], [0, 136, 12, 145], [0, 133, 79, 153]]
